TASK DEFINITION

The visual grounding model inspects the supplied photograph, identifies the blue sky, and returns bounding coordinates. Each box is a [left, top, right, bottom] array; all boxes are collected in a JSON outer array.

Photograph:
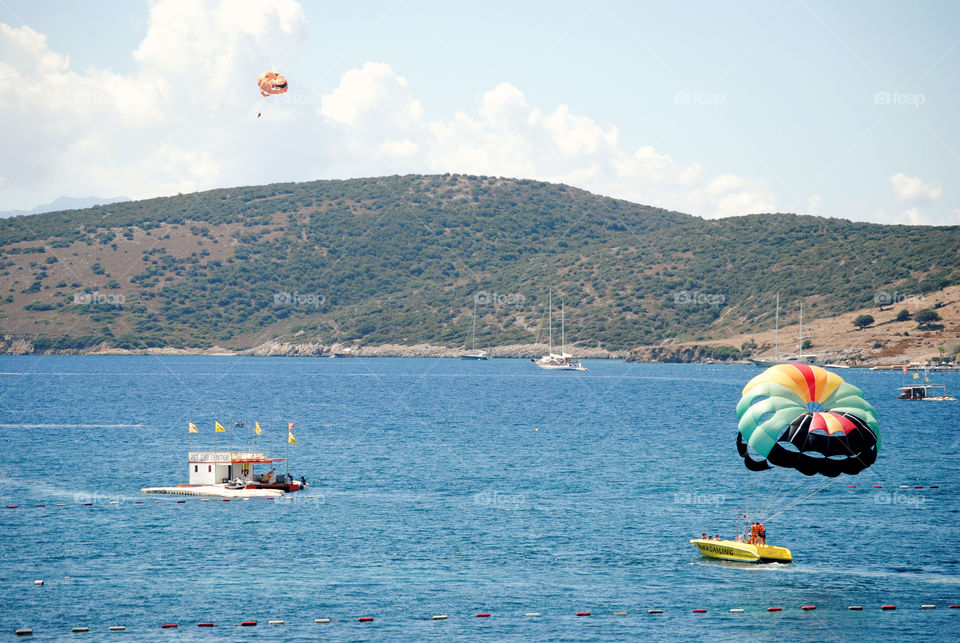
[[1, 0, 957, 224]]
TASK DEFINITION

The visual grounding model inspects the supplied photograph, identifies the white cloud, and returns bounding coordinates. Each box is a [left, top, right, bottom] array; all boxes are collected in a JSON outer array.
[[903, 207, 926, 225], [321, 62, 422, 130], [890, 172, 942, 203], [318, 69, 773, 218], [808, 194, 823, 214], [2, 5, 778, 220], [0, 1, 309, 209]]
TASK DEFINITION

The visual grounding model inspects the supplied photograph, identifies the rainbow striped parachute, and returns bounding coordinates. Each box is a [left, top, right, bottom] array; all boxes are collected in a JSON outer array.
[[736, 364, 880, 477]]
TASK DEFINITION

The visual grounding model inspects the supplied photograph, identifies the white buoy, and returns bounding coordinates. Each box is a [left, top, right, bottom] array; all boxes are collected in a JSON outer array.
[[33, 580, 43, 586], [922, 604, 936, 609], [72, 627, 89, 632], [730, 608, 745, 613], [648, 609, 663, 614], [268, 620, 283, 625], [108, 625, 126, 631], [314, 618, 330, 623], [613, 611, 628, 616], [524, 612, 541, 617], [432, 615, 448, 620], [15, 629, 32, 636]]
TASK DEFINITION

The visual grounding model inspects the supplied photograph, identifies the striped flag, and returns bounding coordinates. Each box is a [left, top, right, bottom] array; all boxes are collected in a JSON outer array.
[[215, 421, 226, 433], [254, 421, 262, 436], [288, 422, 297, 445]]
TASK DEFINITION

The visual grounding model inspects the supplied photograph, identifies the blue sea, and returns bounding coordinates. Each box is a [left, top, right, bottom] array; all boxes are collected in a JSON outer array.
[[1, 356, 958, 641]]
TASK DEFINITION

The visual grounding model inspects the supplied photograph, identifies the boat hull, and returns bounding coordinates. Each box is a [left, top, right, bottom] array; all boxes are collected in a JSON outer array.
[[690, 539, 792, 564], [535, 363, 586, 371], [142, 485, 284, 498]]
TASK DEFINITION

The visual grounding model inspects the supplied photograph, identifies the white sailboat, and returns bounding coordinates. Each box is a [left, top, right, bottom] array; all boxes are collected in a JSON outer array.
[[461, 299, 490, 360], [749, 295, 823, 367], [532, 291, 587, 371]]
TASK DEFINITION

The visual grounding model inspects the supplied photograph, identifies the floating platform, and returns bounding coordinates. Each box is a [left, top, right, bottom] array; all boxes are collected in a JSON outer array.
[[141, 485, 284, 498]]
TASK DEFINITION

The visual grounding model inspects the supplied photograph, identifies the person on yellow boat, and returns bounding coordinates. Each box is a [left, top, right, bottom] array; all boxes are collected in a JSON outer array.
[[758, 523, 766, 545]]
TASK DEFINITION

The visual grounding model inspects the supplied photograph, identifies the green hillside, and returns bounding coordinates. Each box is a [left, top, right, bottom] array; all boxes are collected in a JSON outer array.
[[1, 174, 958, 353]]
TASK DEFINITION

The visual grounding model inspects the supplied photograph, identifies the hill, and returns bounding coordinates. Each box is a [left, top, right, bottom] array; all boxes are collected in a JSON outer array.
[[1, 174, 958, 357]]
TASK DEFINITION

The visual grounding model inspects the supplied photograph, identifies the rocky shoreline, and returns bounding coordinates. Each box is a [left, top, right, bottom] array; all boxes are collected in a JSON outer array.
[[0, 336, 626, 360], [1, 332, 950, 367]]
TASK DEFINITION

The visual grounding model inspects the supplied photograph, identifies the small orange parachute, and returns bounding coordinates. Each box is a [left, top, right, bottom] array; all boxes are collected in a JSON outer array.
[[257, 71, 288, 97]]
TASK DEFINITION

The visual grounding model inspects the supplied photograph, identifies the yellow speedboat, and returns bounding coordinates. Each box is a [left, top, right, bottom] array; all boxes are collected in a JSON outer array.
[[690, 538, 792, 564]]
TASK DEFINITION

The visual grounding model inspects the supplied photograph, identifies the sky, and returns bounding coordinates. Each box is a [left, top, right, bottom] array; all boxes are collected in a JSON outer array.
[[0, 0, 957, 224]]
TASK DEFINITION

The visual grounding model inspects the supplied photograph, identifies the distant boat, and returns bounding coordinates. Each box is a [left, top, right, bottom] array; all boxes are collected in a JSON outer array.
[[331, 347, 358, 358], [749, 295, 825, 367], [461, 299, 490, 360], [898, 368, 956, 401], [532, 291, 587, 371], [142, 449, 307, 498]]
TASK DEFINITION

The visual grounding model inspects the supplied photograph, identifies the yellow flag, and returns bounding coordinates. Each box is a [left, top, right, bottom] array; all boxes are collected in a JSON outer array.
[[254, 421, 262, 436], [188, 422, 198, 433], [288, 421, 297, 445], [913, 373, 919, 379], [215, 421, 226, 433], [924, 377, 930, 383]]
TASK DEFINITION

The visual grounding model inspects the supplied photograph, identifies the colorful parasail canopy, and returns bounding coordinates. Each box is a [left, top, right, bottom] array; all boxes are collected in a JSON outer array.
[[736, 364, 880, 477], [257, 71, 288, 97]]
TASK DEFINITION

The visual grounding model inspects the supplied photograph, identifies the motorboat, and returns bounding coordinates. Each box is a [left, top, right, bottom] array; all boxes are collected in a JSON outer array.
[[690, 538, 793, 564], [691, 512, 792, 564]]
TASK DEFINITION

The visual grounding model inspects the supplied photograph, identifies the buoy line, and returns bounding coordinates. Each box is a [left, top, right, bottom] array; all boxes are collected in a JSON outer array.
[[8, 604, 959, 635]]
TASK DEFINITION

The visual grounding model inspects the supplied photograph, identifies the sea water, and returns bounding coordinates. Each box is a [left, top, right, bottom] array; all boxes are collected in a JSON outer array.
[[0, 356, 958, 641]]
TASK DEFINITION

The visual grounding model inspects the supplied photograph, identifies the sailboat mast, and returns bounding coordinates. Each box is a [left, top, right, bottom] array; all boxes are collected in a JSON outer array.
[[471, 299, 478, 350], [798, 299, 803, 351], [775, 292, 780, 362], [561, 299, 565, 355], [548, 290, 553, 354]]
